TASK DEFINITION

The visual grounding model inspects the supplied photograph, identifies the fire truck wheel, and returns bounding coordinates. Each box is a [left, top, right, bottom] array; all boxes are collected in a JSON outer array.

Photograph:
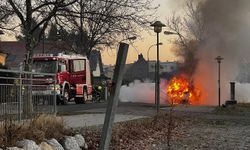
[[62, 88, 69, 105], [74, 89, 87, 104], [74, 97, 82, 104]]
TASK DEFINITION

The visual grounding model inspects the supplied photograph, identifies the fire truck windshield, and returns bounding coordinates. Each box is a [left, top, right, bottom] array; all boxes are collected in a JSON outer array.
[[33, 60, 57, 73]]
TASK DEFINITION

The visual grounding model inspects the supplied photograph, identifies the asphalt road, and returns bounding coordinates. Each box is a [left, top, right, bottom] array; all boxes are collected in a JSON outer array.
[[56, 101, 158, 116], [57, 101, 107, 113], [57, 100, 215, 117]]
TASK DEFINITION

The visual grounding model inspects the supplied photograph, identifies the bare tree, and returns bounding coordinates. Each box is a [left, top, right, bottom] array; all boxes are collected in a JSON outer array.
[[0, 0, 77, 71], [166, 1, 205, 77], [54, 0, 157, 57], [0, 0, 77, 116]]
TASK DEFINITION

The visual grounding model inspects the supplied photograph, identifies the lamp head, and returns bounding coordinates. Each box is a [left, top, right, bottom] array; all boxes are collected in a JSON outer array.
[[164, 31, 176, 35], [150, 21, 166, 33], [215, 56, 223, 63], [127, 36, 137, 40]]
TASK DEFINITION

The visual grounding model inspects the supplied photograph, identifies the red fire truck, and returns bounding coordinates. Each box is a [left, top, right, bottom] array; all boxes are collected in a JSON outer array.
[[32, 53, 92, 104]]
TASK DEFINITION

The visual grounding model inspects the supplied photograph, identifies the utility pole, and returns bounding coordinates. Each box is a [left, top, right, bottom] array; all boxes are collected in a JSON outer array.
[[99, 43, 129, 150]]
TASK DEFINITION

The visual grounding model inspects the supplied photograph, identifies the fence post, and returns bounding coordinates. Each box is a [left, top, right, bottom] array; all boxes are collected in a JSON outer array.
[[18, 71, 22, 122], [104, 86, 108, 101], [53, 75, 57, 115]]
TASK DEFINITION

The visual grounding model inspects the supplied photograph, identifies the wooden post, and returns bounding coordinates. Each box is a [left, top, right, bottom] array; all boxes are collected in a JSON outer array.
[[99, 43, 129, 150]]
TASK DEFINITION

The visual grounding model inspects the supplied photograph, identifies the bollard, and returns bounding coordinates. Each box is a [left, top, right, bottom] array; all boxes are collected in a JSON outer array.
[[225, 82, 237, 106], [230, 82, 235, 101]]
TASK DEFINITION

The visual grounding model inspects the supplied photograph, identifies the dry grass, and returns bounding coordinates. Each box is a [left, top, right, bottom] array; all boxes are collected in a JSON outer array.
[[236, 102, 250, 108], [0, 114, 72, 148], [214, 103, 250, 115], [83, 112, 179, 150]]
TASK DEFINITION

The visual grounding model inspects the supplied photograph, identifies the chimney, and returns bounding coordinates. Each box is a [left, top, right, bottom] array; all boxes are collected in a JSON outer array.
[[138, 53, 143, 60]]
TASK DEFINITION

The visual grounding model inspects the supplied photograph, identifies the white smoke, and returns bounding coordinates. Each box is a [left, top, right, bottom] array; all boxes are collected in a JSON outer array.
[[119, 79, 169, 105], [235, 82, 250, 103]]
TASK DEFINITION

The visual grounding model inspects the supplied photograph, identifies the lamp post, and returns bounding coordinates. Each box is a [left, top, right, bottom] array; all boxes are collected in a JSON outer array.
[[147, 43, 163, 61], [147, 43, 163, 81], [215, 56, 223, 107], [150, 21, 166, 113]]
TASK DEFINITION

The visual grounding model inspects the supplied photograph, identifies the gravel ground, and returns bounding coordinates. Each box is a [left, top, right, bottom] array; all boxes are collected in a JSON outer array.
[[153, 106, 250, 150], [77, 104, 250, 150]]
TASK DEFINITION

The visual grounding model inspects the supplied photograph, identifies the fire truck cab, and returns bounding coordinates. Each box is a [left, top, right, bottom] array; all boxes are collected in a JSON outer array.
[[32, 53, 92, 104]]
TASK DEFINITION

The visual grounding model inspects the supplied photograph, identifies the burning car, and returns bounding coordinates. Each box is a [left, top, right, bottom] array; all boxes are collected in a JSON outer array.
[[167, 74, 202, 105]]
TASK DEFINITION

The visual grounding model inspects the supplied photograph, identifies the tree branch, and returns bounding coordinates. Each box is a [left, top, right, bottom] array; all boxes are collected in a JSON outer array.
[[8, 0, 25, 24]]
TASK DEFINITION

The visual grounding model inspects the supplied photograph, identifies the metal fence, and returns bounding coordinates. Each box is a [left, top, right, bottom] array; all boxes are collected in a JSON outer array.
[[0, 69, 56, 122]]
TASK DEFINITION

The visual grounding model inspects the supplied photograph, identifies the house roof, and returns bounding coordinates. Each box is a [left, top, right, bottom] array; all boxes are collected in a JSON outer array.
[[0, 41, 104, 75], [123, 54, 148, 83], [0, 41, 71, 69]]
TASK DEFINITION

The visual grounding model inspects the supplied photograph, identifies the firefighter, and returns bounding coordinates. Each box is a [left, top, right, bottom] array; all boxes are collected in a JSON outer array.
[[97, 85, 102, 91], [92, 84, 103, 102]]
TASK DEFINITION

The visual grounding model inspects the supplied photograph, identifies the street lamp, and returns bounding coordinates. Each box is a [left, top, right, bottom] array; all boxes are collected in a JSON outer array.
[[147, 42, 163, 81], [147, 42, 163, 61], [164, 31, 176, 35], [119, 36, 138, 55], [127, 36, 137, 41], [215, 56, 223, 107], [150, 21, 166, 113], [120, 36, 137, 43]]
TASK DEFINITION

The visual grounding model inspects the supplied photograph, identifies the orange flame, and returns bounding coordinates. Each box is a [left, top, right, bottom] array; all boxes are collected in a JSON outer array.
[[167, 74, 202, 105]]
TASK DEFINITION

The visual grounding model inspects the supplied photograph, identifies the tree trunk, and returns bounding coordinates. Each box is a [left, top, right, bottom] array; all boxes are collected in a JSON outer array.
[[23, 35, 34, 118]]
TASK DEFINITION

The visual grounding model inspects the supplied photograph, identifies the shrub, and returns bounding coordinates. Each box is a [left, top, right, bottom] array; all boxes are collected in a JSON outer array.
[[0, 114, 71, 148]]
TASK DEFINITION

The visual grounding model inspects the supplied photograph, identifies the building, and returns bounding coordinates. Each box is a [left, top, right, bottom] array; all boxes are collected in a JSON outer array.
[[0, 53, 7, 66], [89, 50, 109, 84], [103, 65, 115, 79], [0, 41, 69, 69], [148, 61, 178, 80], [123, 54, 148, 84], [122, 54, 178, 84]]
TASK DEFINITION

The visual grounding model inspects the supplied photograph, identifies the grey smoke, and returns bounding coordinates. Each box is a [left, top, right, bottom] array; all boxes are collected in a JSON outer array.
[[193, 0, 250, 104]]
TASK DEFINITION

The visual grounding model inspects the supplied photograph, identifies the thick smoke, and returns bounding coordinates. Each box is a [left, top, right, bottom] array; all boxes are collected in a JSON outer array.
[[193, 0, 250, 104], [119, 80, 169, 104]]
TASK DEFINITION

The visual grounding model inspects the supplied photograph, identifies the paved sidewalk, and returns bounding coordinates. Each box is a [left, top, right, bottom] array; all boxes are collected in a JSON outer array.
[[61, 113, 148, 128], [59, 103, 156, 128], [60, 104, 215, 128]]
